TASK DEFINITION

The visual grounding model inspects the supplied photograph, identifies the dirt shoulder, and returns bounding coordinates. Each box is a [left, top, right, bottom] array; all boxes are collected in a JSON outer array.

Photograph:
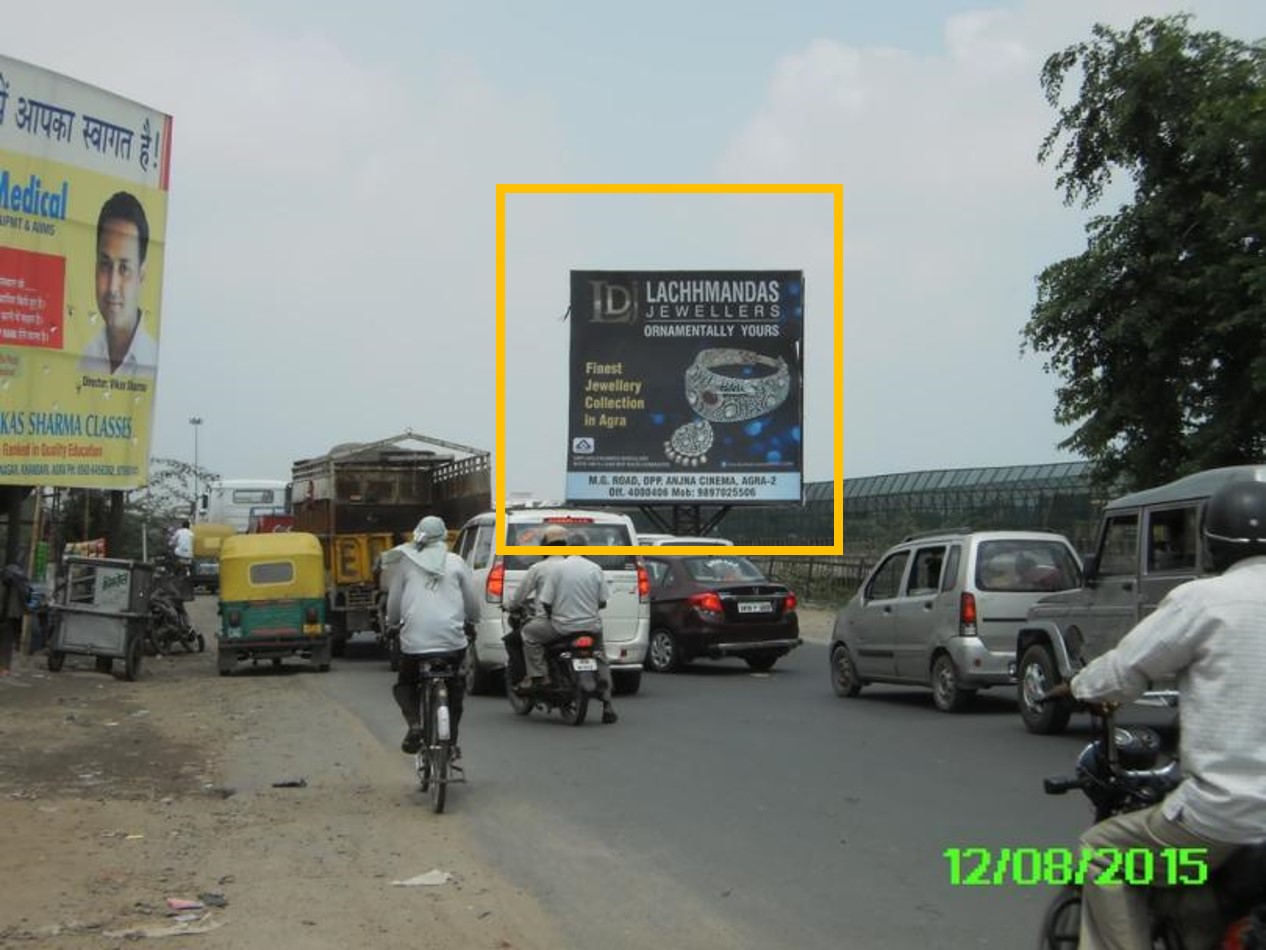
[[0, 597, 560, 949]]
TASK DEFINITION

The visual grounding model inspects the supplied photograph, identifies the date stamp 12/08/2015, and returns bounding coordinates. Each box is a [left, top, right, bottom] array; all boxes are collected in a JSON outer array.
[[944, 847, 1209, 887]]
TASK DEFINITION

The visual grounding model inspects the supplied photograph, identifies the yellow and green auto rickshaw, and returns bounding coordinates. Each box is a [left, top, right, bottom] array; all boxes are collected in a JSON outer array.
[[217, 532, 330, 676]]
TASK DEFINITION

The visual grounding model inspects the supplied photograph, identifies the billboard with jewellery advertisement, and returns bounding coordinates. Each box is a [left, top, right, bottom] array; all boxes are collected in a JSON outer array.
[[566, 270, 804, 505], [0, 54, 172, 489]]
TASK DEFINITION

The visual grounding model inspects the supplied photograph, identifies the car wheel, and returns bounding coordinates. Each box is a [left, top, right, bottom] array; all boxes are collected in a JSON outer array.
[[647, 628, 683, 673], [612, 670, 641, 696], [931, 653, 974, 713], [465, 643, 500, 695], [829, 643, 863, 697], [1018, 643, 1072, 735], [744, 653, 778, 672]]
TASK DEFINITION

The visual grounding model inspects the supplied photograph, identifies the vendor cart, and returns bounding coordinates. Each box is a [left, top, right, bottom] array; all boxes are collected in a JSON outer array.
[[46, 557, 154, 681]]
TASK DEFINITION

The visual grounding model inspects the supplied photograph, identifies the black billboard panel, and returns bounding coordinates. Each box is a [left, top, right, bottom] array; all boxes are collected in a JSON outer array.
[[566, 270, 804, 505]]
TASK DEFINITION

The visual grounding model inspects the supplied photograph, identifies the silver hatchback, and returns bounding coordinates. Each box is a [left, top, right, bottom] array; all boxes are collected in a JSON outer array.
[[829, 529, 1082, 712]]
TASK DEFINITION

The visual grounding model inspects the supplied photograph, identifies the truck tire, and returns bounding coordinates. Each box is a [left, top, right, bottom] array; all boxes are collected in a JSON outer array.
[[1018, 643, 1073, 735], [328, 612, 348, 657]]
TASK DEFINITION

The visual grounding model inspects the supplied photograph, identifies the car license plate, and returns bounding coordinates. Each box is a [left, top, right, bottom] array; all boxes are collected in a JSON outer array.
[[302, 623, 322, 634], [738, 601, 774, 614], [572, 658, 598, 671]]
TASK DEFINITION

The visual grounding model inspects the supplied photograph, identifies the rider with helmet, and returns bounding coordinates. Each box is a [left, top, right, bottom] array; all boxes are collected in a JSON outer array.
[[1047, 478, 1266, 949], [505, 524, 570, 621], [387, 516, 481, 758]]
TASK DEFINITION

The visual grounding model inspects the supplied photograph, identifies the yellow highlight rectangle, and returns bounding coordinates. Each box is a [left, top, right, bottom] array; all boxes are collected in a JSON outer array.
[[496, 182, 843, 557]]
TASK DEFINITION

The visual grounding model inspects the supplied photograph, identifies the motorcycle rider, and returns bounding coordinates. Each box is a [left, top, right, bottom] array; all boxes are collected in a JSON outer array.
[[170, 519, 195, 576], [505, 524, 570, 619], [516, 531, 618, 725], [387, 516, 481, 758], [1045, 478, 1266, 950]]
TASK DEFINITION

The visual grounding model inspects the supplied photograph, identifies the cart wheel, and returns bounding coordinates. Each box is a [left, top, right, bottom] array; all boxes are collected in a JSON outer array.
[[123, 637, 143, 682], [95, 656, 113, 674], [195, 633, 206, 653], [47, 651, 65, 673]]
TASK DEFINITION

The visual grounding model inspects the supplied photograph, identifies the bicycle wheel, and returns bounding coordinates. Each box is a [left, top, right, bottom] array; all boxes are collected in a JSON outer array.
[[429, 740, 449, 813], [427, 682, 448, 813]]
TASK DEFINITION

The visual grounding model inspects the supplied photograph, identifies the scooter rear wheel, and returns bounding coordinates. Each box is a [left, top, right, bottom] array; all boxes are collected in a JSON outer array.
[[505, 666, 534, 716], [1038, 886, 1080, 950], [559, 689, 588, 727]]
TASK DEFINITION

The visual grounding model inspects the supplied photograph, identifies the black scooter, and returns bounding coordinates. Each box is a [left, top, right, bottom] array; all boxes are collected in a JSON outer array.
[[502, 605, 604, 726], [148, 565, 204, 655], [1038, 695, 1266, 948]]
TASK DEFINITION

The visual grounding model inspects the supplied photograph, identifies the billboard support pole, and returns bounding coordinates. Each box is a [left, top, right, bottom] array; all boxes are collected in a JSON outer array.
[[636, 504, 734, 539]]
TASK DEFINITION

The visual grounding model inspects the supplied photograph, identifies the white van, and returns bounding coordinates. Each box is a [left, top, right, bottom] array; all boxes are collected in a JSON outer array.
[[197, 478, 290, 534], [453, 507, 650, 696]]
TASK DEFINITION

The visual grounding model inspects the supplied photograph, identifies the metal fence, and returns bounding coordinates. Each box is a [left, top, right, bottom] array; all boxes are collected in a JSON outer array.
[[750, 555, 872, 607]]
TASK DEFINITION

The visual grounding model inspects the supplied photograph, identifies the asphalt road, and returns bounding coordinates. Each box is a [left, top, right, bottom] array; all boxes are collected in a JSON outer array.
[[303, 623, 1179, 950]]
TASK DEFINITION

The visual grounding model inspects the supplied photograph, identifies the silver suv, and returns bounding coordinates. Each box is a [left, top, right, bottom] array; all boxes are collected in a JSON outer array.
[[1016, 464, 1266, 734], [830, 529, 1082, 712]]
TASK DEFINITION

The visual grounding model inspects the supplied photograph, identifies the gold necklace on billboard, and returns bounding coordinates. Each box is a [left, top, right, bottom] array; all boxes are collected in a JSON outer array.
[[664, 348, 791, 466]]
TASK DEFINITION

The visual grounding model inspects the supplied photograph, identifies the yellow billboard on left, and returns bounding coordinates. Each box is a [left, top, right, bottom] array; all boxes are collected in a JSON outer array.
[[0, 54, 172, 489]]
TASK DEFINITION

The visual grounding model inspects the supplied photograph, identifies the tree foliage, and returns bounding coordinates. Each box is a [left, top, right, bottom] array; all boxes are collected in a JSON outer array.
[[1024, 14, 1266, 491], [58, 457, 220, 561]]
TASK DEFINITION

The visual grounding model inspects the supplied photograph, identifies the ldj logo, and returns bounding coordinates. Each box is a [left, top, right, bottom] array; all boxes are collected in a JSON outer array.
[[588, 280, 639, 324]]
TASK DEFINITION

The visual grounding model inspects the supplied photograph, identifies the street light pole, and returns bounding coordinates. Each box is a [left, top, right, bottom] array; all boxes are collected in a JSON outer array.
[[189, 416, 203, 521]]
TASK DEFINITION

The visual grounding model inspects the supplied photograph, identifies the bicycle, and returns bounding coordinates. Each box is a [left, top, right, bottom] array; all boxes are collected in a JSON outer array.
[[414, 654, 466, 813]]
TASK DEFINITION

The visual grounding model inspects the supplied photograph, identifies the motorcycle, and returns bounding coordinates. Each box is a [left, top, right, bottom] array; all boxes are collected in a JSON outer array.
[[148, 564, 205, 655], [1038, 694, 1266, 949], [502, 604, 604, 726]]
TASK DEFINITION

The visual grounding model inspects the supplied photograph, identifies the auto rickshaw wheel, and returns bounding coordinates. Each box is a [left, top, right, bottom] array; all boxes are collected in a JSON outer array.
[[195, 633, 206, 653]]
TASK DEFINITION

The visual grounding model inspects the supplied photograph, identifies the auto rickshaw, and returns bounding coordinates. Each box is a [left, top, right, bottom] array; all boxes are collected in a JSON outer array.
[[216, 532, 330, 676], [191, 523, 236, 594]]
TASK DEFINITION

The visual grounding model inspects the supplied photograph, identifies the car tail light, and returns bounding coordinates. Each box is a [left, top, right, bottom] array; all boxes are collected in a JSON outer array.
[[486, 558, 504, 602], [572, 635, 595, 649], [784, 592, 798, 612], [305, 606, 318, 624], [689, 591, 724, 615], [637, 561, 650, 602], [959, 592, 977, 635]]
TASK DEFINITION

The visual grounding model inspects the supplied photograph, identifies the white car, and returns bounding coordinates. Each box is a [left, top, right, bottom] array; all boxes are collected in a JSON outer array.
[[452, 507, 650, 695], [647, 536, 734, 546]]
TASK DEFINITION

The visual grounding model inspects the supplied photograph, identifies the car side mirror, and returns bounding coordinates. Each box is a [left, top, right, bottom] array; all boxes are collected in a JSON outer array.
[[1080, 553, 1099, 586]]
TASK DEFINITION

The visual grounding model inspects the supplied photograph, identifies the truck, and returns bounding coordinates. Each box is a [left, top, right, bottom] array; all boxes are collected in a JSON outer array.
[[197, 478, 291, 533], [289, 430, 491, 657]]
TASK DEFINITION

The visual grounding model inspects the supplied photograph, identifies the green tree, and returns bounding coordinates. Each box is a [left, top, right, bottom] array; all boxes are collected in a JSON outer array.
[[1024, 15, 1266, 491], [58, 458, 219, 561]]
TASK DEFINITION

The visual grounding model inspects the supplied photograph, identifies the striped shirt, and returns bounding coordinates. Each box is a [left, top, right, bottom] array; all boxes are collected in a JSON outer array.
[[1071, 556, 1266, 843]]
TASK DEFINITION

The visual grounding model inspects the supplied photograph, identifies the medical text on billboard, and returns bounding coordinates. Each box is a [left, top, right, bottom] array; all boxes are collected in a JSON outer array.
[[0, 54, 172, 489], [566, 270, 804, 505]]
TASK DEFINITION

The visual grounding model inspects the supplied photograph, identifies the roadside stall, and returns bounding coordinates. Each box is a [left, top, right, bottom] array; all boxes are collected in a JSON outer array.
[[46, 556, 154, 681]]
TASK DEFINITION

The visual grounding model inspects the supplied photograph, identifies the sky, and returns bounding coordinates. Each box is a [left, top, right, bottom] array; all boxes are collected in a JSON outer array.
[[5, 0, 1263, 499]]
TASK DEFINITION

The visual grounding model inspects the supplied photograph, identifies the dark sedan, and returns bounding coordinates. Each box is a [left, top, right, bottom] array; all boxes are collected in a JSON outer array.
[[643, 554, 801, 673]]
